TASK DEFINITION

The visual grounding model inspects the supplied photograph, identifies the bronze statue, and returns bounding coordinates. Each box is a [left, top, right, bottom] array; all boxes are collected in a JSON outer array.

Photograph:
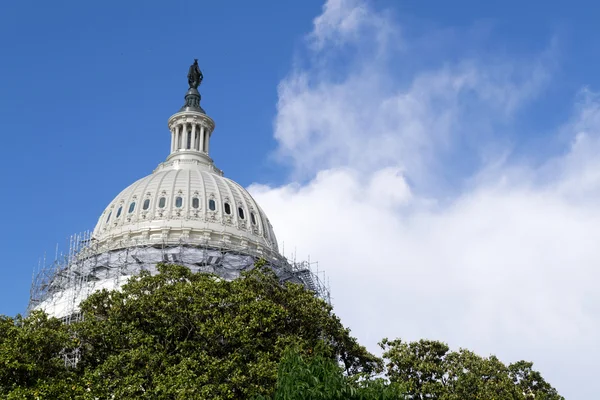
[[187, 59, 203, 89]]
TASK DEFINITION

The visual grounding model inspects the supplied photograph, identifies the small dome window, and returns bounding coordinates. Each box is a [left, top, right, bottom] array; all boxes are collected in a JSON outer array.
[[128, 202, 135, 213], [238, 207, 245, 219], [143, 199, 150, 210], [250, 212, 257, 225], [208, 199, 216, 211], [106, 211, 112, 223], [224, 202, 231, 215], [116, 206, 122, 218], [192, 197, 200, 209], [158, 197, 166, 208], [175, 197, 183, 208]]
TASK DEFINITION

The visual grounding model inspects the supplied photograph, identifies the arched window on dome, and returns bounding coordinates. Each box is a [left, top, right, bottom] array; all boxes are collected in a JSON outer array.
[[238, 207, 245, 220], [192, 197, 200, 209], [208, 199, 216, 211], [224, 202, 231, 215], [128, 202, 135, 213], [250, 212, 257, 226], [143, 199, 150, 210], [175, 197, 183, 208], [158, 197, 166, 208], [187, 130, 192, 150], [116, 206, 122, 218], [106, 211, 112, 223]]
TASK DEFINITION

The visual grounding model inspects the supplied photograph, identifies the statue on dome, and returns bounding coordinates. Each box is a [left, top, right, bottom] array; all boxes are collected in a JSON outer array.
[[187, 59, 203, 89]]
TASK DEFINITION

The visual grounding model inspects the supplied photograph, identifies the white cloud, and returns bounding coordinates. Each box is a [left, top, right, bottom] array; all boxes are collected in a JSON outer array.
[[275, 4, 551, 190], [252, 1, 599, 398], [309, 0, 391, 52]]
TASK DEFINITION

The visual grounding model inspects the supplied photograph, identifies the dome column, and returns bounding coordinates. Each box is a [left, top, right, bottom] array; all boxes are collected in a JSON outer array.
[[178, 125, 182, 150], [205, 130, 210, 154], [186, 124, 190, 150], [178, 125, 183, 149], [199, 126, 205, 153], [191, 124, 197, 150]]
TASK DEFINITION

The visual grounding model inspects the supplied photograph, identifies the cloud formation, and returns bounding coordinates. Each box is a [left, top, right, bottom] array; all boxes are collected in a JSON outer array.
[[251, 1, 599, 398]]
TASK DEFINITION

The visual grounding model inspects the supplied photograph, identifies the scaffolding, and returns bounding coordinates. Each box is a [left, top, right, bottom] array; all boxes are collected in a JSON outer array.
[[29, 231, 331, 324]]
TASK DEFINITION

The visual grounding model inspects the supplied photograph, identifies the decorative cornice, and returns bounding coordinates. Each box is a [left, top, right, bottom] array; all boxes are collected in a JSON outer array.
[[168, 111, 215, 132]]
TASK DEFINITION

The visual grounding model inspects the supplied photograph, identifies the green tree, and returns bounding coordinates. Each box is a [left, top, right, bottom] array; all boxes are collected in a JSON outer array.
[[381, 338, 563, 400], [509, 361, 563, 399], [257, 345, 406, 400], [0, 263, 563, 399], [74, 263, 379, 399], [0, 312, 84, 399]]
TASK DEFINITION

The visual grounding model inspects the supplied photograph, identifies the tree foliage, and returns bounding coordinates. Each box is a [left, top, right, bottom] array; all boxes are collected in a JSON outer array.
[[381, 338, 563, 400], [256, 345, 406, 400], [0, 263, 563, 399], [0, 312, 84, 399], [0, 263, 378, 399]]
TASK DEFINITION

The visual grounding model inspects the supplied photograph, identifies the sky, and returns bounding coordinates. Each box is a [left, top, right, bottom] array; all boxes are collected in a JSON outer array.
[[1, 0, 599, 398]]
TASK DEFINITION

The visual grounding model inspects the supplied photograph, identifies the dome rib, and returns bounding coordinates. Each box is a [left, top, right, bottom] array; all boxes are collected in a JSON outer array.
[[206, 170, 223, 220], [197, 168, 207, 216], [122, 173, 147, 227], [151, 166, 170, 218], [136, 167, 156, 221], [186, 169, 192, 217]]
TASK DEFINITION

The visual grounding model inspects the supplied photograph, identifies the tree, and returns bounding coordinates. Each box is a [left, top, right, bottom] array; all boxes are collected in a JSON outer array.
[[381, 338, 563, 400], [509, 361, 563, 399], [0, 263, 563, 399], [73, 263, 379, 399], [0, 312, 84, 399], [256, 345, 406, 400]]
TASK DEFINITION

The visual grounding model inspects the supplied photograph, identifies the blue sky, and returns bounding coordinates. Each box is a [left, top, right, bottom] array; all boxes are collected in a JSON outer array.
[[1, 1, 600, 398]]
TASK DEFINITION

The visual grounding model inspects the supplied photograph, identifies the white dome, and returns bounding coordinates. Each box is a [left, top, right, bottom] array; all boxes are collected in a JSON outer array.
[[93, 161, 278, 255], [91, 105, 280, 260]]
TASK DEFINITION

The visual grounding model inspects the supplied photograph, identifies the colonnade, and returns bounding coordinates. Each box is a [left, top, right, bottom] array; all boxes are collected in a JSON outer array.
[[170, 122, 210, 154]]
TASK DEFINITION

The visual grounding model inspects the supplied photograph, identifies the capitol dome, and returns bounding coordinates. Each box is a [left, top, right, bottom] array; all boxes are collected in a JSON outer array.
[[89, 65, 281, 261], [29, 61, 326, 323], [92, 122, 279, 260]]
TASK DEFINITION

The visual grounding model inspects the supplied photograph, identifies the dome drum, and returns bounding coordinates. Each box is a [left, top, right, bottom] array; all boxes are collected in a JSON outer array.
[[93, 226, 279, 262]]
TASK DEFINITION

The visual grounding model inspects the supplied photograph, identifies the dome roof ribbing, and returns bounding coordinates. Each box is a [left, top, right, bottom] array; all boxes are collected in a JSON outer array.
[[92, 164, 279, 255]]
